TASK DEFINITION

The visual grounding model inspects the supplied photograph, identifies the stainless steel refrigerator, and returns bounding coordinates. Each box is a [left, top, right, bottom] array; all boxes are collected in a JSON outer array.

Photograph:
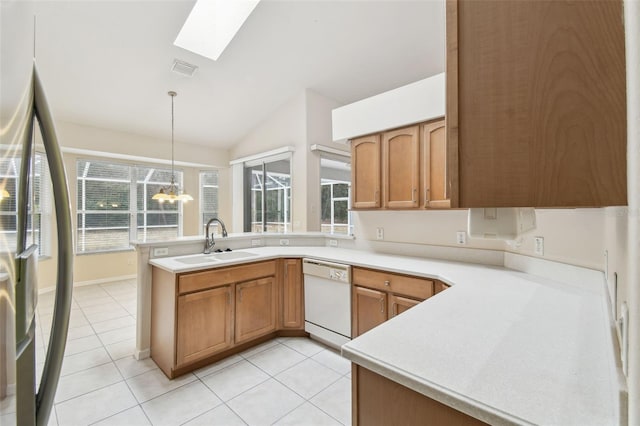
[[1, 2, 74, 425]]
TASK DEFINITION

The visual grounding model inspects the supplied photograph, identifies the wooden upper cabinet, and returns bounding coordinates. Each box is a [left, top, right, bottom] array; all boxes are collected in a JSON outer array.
[[281, 259, 304, 329], [383, 126, 420, 208], [351, 134, 381, 208], [353, 286, 388, 337], [446, 0, 627, 208], [421, 120, 449, 208], [176, 285, 233, 367], [235, 277, 277, 344]]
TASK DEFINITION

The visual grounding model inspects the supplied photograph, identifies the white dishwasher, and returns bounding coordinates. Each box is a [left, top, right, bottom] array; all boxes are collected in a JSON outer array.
[[303, 258, 351, 349]]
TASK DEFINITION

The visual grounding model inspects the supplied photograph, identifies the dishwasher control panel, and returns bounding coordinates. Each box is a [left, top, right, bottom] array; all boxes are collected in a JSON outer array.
[[302, 258, 351, 283]]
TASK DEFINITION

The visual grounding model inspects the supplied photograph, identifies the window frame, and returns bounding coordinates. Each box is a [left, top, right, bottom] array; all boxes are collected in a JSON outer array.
[[75, 158, 185, 254], [199, 170, 220, 235]]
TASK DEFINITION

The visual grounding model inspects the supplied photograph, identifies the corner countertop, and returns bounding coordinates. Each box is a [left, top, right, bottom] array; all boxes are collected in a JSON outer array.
[[148, 246, 623, 425]]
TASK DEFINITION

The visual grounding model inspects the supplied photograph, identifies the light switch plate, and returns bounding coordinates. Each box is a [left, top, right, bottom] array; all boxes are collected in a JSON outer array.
[[328, 239, 338, 247], [376, 228, 384, 240], [251, 239, 261, 247], [456, 231, 466, 245], [279, 239, 290, 246]]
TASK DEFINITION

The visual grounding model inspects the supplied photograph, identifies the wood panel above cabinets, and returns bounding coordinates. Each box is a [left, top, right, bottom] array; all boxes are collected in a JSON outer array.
[[446, 0, 627, 208], [351, 118, 448, 210]]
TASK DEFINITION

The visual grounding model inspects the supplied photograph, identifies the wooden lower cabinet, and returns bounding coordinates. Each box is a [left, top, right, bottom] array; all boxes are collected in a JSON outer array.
[[353, 365, 487, 425], [176, 285, 233, 367], [151, 260, 307, 379], [281, 259, 304, 329], [352, 267, 441, 337], [235, 277, 277, 344], [353, 286, 388, 337], [388, 294, 421, 319]]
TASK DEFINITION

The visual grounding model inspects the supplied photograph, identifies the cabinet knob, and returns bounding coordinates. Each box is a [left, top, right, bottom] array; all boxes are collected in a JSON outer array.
[[412, 188, 417, 202], [384, 280, 390, 286], [425, 188, 430, 202]]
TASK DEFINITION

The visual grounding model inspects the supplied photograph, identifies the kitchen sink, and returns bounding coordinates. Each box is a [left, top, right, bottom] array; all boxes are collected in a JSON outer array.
[[174, 255, 219, 265], [212, 251, 258, 260]]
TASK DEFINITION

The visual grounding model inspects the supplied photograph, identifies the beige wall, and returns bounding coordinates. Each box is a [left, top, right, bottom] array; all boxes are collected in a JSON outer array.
[[37, 121, 230, 290]]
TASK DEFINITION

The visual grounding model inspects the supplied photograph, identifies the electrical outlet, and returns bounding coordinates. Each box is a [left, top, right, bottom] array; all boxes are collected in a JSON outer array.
[[279, 239, 290, 246], [328, 239, 338, 247], [251, 239, 261, 247], [534, 236, 544, 256], [456, 231, 466, 245], [153, 247, 169, 257], [376, 227, 384, 240]]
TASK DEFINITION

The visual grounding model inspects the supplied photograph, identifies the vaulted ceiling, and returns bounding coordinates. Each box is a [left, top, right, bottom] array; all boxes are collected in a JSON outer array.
[[32, 0, 445, 148]]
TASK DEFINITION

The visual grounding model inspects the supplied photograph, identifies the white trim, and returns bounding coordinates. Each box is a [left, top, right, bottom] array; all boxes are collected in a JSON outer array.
[[62, 147, 218, 169], [229, 146, 295, 165], [310, 144, 351, 158], [134, 348, 151, 360]]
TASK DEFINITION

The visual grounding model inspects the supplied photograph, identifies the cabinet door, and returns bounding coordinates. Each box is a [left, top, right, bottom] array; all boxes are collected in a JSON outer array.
[[388, 295, 421, 319], [383, 126, 419, 208], [421, 120, 450, 208], [447, 0, 626, 208], [236, 277, 277, 344], [353, 286, 387, 337], [176, 286, 232, 367], [282, 259, 304, 329], [351, 134, 381, 208]]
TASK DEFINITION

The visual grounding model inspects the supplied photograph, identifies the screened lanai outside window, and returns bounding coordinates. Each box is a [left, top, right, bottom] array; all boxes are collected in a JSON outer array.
[[136, 166, 181, 242], [320, 155, 352, 235], [77, 160, 131, 253], [0, 154, 51, 256], [77, 159, 184, 253], [244, 157, 291, 233], [200, 171, 219, 234]]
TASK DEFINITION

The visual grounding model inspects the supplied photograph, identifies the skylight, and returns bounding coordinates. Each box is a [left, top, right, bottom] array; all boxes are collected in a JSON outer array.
[[174, 0, 261, 61]]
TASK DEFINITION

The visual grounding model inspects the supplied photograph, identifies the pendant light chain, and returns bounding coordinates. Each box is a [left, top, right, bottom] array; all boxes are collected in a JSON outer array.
[[170, 91, 176, 184], [152, 91, 193, 203]]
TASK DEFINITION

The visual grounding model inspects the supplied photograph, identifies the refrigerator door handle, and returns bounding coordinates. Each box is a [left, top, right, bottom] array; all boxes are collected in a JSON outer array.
[[31, 62, 74, 426]]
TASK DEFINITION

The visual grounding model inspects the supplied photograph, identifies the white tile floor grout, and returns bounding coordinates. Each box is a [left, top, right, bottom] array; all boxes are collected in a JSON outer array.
[[30, 279, 352, 426]]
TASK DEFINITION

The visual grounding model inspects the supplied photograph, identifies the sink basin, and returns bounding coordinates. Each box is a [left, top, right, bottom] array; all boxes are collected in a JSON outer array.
[[212, 251, 258, 261], [174, 255, 219, 265]]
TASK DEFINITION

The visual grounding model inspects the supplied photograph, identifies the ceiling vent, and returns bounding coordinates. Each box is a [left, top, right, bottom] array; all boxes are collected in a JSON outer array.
[[171, 59, 198, 77]]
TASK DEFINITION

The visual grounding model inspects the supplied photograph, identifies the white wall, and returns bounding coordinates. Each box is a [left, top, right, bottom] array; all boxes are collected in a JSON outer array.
[[354, 208, 608, 271], [230, 90, 348, 233]]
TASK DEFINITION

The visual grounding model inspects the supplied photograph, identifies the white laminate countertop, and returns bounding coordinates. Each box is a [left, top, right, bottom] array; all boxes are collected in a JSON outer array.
[[149, 246, 623, 425]]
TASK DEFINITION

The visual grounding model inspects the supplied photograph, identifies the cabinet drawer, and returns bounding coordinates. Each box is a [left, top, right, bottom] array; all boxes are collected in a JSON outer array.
[[178, 261, 277, 294], [352, 267, 434, 300]]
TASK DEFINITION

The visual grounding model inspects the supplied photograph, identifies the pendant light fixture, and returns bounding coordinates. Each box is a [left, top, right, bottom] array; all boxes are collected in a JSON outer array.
[[152, 91, 193, 203]]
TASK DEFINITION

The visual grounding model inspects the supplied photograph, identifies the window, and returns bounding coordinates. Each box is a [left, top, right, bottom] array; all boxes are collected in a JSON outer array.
[[76, 159, 184, 253], [136, 166, 180, 241], [244, 156, 291, 233], [0, 154, 51, 256], [200, 171, 219, 234], [320, 155, 352, 235]]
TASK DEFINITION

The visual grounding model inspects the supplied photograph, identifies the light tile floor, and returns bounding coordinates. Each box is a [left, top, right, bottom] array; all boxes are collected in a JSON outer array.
[[28, 279, 351, 425]]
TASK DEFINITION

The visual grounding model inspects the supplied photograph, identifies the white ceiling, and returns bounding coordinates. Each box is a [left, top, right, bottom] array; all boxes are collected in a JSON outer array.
[[33, 0, 445, 149]]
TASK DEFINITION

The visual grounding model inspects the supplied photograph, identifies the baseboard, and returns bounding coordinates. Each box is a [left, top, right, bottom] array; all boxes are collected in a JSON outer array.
[[37, 274, 137, 295], [135, 348, 150, 361]]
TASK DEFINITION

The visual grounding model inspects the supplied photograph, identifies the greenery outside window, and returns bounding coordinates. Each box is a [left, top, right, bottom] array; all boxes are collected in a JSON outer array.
[[320, 155, 352, 235], [244, 155, 291, 233], [200, 171, 220, 235]]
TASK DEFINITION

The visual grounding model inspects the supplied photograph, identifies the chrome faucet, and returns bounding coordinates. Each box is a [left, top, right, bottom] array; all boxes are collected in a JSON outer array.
[[204, 218, 228, 254]]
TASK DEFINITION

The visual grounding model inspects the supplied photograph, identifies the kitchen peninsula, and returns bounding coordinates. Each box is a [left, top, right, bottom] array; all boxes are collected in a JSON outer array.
[[135, 234, 624, 425]]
